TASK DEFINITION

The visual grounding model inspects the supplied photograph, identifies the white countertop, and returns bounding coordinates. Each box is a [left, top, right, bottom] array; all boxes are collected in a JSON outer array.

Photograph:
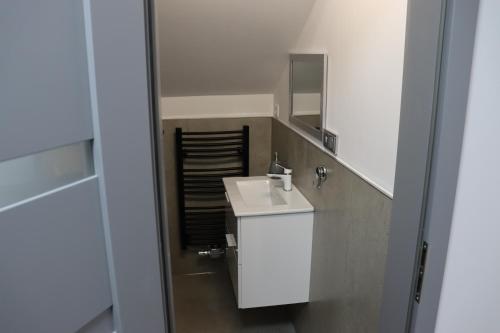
[[223, 176, 314, 217]]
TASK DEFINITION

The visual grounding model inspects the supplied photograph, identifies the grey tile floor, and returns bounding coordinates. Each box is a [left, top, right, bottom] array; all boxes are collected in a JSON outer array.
[[172, 254, 296, 333]]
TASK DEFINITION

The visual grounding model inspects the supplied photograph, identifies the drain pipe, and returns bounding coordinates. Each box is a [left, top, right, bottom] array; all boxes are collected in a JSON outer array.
[[198, 247, 224, 259]]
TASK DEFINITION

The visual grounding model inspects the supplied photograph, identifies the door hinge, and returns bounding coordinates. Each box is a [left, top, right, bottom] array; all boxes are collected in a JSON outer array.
[[415, 241, 428, 303]]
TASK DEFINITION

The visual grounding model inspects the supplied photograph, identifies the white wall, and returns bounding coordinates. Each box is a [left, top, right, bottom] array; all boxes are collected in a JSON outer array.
[[434, 0, 500, 331], [274, 0, 407, 194], [161, 94, 273, 119]]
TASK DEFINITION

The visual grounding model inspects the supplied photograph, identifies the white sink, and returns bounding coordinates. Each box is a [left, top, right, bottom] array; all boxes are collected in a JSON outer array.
[[235, 179, 287, 207], [223, 176, 313, 217]]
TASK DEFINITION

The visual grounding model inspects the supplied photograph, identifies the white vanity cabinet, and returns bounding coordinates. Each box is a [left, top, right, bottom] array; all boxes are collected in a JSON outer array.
[[223, 176, 314, 309]]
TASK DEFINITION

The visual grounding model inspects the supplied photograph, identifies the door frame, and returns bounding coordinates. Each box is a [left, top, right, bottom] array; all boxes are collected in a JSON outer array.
[[143, 0, 176, 331], [380, 0, 480, 332], [84, 0, 172, 331]]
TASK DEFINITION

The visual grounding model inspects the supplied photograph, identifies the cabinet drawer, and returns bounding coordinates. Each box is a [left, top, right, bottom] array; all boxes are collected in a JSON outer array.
[[238, 212, 313, 308], [225, 197, 238, 244]]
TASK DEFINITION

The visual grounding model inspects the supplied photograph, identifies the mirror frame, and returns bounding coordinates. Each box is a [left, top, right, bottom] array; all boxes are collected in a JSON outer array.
[[289, 53, 328, 140]]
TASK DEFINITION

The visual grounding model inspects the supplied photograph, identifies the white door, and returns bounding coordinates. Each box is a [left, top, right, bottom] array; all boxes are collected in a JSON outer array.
[[0, 1, 168, 332]]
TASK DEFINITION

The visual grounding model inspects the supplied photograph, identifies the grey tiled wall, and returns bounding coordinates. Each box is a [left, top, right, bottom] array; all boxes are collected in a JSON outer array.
[[271, 119, 392, 333], [162, 118, 272, 274]]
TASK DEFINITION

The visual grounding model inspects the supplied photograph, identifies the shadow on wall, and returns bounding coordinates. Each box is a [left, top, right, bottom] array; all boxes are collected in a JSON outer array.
[[162, 117, 272, 274], [271, 119, 392, 333]]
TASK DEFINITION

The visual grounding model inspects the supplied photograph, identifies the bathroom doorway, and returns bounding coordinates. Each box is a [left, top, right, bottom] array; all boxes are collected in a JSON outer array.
[[151, 0, 484, 332], [154, 0, 409, 332]]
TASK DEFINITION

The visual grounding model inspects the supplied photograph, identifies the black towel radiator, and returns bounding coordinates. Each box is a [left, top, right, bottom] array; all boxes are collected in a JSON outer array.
[[175, 126, 249, 249]]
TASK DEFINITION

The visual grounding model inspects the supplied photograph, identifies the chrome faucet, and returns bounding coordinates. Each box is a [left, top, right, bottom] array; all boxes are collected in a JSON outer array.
[[267, 153, 293, 191]]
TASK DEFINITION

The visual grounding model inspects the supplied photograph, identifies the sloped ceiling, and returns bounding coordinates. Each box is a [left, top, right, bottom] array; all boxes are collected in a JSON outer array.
[[157, 0, 316, 97]]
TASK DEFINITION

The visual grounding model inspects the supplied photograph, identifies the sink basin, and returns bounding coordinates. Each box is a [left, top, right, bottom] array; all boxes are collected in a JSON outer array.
[[235, 180, 287, 207], [223, 176, 314, 217]]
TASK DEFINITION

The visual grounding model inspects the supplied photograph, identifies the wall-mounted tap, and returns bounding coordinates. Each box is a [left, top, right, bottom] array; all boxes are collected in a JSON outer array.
[[314, 166, 328, 189], [267, 153, 293, 191]]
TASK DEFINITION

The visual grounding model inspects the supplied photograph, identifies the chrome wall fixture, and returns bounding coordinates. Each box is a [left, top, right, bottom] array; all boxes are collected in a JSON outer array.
[[314, 166, 328, 189]]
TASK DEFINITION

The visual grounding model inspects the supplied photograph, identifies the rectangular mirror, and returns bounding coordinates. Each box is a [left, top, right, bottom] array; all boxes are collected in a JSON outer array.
[[289, 54, 327, 139]]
